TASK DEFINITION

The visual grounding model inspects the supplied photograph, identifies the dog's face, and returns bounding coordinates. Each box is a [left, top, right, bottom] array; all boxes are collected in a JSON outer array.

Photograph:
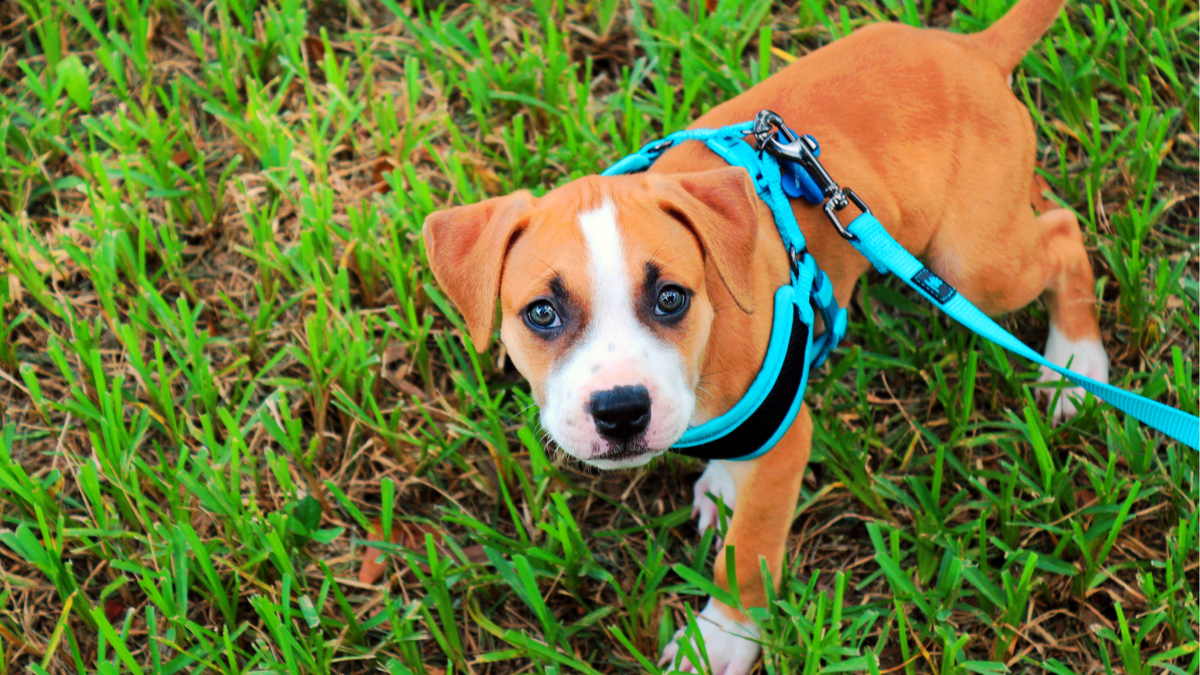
[[498, 188, 714, 469], [423, 169, 759, 469]]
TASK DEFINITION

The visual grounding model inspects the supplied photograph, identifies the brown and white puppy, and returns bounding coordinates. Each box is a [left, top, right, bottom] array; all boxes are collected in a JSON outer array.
[[423, 0, 1104, 671]]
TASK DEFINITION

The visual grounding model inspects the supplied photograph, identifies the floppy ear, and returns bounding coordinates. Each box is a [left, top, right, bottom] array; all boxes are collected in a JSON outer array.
[[656, 167, 760, 313], [422, 191, 536, 352]]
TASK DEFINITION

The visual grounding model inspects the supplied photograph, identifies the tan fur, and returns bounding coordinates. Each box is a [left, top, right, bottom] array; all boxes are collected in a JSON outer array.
[[711, 404, 812, 618], [423, 0, 1091, 635], [640, 0, 1091, 625]]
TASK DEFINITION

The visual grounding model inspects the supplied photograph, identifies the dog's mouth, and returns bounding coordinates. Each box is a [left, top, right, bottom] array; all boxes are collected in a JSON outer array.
[[594, 440, 650, 461], [582, 439, 663, 469]]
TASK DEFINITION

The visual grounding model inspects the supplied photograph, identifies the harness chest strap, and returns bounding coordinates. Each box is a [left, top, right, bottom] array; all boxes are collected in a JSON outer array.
[[603, 121, 846, 461]]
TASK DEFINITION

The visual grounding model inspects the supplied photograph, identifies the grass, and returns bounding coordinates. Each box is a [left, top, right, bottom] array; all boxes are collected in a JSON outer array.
[[0, 0, 1196, 672]]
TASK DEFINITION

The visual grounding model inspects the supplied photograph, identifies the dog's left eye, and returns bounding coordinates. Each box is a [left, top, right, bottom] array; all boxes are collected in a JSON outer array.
[[524, 300, 561, 330], [655, 286, 688, 316]]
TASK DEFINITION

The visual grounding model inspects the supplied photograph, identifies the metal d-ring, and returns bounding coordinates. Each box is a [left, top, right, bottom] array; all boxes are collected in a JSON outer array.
[[648, 139, 675, 154], [823, 188, 868, 241], [788, 246, 806, 275]]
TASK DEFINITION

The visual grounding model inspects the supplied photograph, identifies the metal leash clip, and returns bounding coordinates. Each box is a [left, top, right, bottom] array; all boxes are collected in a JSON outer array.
[[751, 109, 868, 241]]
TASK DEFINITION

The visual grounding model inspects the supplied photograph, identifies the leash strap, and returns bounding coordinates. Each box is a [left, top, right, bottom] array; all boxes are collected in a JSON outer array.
[[603, 111, 1197, 455], [845, 212, 1200, 450], [751, 109, 1199, 450]]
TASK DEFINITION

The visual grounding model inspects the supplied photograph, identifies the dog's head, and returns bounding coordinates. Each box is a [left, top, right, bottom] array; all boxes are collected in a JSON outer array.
[[423, 168, 759, 469]]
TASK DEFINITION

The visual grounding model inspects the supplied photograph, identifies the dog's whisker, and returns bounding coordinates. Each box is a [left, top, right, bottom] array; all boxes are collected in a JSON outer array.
[[506, 403, 540, 423]]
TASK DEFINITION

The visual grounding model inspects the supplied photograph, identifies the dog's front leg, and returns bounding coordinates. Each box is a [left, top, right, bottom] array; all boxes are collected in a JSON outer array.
[[691, 460, 739, 541], [661, 404, 813, 674]]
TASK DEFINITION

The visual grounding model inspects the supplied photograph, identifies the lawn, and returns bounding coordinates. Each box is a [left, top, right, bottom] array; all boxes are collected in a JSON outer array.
[[0, 0, 1196, 673]]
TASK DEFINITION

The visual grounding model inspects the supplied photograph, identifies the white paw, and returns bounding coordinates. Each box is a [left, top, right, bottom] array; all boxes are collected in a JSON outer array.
[[1038, 324, 1109, 424], [659, 599, 761, 675], [691, 461, 737, 539]]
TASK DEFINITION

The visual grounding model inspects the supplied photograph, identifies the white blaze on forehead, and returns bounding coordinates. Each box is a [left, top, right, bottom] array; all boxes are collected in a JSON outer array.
[[578, 199, 632, 319], [535, 197, 696, 466]]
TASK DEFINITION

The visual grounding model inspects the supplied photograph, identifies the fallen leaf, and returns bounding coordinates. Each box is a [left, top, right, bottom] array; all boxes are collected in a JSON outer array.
[[1074, 489, 1096, 510], [359, 532, 391, 584], [304, 35, 326, 63], [461, 544, 488, 564], [105, 599, 127, 623], [372, 157, 396, 194], [359, 520, 445, 584]]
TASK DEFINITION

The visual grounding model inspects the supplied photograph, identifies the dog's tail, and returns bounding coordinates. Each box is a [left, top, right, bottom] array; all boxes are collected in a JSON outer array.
[[969, 0, 1064, 73]]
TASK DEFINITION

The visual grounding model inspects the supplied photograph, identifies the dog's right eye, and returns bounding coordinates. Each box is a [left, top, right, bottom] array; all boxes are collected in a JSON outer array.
[[524, 301, 561, 330]]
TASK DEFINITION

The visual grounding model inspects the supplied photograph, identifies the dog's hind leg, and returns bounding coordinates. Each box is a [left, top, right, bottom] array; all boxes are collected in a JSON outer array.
[[928, 195, 1108, 422], [1030, 207, 1109, 421]]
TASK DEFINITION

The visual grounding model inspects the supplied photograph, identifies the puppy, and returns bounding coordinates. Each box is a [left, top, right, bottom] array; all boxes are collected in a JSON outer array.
[[422, 0, 1103, 671]]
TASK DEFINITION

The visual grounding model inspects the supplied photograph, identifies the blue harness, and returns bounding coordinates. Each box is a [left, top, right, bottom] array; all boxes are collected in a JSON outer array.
[[604, 111, 1200, 458]]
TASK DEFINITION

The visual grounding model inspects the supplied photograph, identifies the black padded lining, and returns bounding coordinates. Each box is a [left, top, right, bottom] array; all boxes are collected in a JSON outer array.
[[672, 306, 809, 460]]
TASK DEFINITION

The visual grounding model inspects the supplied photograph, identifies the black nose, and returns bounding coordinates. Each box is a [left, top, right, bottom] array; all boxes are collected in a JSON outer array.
[[590, 385, 651, 442]]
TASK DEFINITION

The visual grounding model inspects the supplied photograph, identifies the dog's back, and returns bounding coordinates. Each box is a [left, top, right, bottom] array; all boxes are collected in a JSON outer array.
[[650, 0, 1067, 304]]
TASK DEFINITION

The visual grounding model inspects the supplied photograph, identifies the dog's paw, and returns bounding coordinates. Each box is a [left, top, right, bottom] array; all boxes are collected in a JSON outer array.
[[1038, 325, 1109, 424], [658, 600, 760, 675], [691, 461, 737, 538]]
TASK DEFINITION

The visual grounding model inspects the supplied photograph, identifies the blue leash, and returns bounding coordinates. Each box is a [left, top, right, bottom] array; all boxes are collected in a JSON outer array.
[[606, 110, 1199, 453], [846, 212, 1200, 449]]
